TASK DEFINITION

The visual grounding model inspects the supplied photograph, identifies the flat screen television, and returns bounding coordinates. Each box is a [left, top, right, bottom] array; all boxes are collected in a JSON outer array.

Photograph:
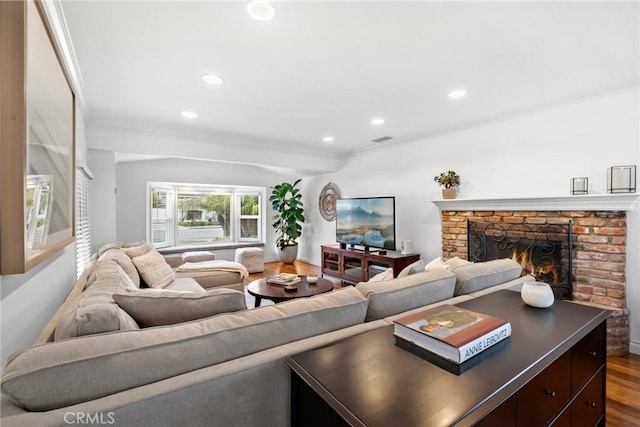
[[335, 197, 396, 251]]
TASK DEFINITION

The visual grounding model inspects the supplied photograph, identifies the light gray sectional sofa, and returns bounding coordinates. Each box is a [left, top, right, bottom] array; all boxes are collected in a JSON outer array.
[[0, 257, 532, 427]]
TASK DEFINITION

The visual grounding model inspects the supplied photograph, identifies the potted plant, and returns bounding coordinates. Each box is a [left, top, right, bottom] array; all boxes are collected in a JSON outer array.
[[269, 179, 305, 264], [434, 170, 461, 199]]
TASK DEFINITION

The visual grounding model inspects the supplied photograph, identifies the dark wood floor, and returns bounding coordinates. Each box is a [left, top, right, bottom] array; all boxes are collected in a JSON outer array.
[[249, 261, 640, 426]]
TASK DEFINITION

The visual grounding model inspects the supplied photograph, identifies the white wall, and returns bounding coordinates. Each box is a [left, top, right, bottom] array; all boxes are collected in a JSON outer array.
[[88, 149, 118, 252], [115, 158, 301, 262], [298, 88, 640, 353], [0, 101, 88, 370]]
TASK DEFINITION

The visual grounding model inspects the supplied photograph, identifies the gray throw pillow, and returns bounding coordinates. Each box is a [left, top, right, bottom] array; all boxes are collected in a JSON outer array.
[[113, 288, 247, 327], [408, 259, 426, 275]]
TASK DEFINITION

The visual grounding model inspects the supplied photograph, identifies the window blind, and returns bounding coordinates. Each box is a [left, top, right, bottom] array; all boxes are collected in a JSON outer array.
[[75, 166, 92, 279]]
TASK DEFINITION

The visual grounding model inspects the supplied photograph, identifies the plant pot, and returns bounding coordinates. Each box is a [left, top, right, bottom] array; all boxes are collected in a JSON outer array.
[[279, 244, 298, 264], [442, 188, 456, 199]]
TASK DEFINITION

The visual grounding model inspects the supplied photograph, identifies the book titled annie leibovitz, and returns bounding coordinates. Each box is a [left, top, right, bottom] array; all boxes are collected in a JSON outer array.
[[393, 305, 511, 364]]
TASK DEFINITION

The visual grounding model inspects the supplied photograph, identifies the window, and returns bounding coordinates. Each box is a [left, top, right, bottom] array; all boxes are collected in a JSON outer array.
[[75, 166, 92, 279], [148, 183, 265, 248]]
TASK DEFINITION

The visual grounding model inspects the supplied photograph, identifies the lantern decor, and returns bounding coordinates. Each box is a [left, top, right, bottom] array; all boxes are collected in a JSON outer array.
[[607, 165, 636, 194]]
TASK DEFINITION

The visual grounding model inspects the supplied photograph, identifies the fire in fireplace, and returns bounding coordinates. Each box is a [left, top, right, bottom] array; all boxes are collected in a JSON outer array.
[[467, 221, 573, 299]]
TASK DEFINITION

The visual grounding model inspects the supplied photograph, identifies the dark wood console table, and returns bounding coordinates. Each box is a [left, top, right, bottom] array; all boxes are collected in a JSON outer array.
[[321, 244, 420, 284], [287, 290, 609, 427]]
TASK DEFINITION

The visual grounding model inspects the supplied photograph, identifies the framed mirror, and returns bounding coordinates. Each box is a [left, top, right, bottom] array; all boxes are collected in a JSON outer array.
[[1, 0, 75, 274]]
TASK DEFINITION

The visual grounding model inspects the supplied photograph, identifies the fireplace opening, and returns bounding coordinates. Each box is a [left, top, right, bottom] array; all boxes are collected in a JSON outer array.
[[467, 221, 573, 299]]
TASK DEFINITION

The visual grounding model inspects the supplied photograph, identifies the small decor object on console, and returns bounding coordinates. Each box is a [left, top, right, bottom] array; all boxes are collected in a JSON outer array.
[[393, 304, 511, 365], [521, 281, 554, 308], [607, 165, 636, 193], [570, 177, 588, 195], [434, 170, 461, 199]]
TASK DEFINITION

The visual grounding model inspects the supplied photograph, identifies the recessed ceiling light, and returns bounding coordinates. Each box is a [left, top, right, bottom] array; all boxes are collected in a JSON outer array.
[[181, 111, 198, 119], [247, 1, 275, 21], [322, 136, 335, 144], [448, 89, 467, 99], [201, 74, 224, 85], [371, 118, 385, 126]]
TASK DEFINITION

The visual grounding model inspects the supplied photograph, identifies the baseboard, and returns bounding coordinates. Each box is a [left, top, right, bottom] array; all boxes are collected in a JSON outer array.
[[297, 256, 319, 267], [630, 339, 640, 355]]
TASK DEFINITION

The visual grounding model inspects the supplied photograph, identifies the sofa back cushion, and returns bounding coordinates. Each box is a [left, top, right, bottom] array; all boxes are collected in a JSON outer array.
[[113, 288, 247, 327], [356, 269, 456, 321], [53, 260, 139, 341], [98, 248, 140, 288], [1, 287, 367, 411], [451, 258, 522, 296]]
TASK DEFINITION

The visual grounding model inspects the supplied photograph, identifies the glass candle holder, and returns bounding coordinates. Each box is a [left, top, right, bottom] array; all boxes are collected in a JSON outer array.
[[607, 165, 636, 193], [570, 177, 588, 195]]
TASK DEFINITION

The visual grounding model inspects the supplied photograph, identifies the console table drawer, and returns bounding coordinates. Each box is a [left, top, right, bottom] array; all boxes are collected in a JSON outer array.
[[571, 322, 605, 393], [570, 367, 604, 427], [517, 351, 571, 427]]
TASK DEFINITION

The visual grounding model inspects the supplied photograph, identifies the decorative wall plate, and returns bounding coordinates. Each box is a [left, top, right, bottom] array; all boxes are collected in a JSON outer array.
[[318, 182, 341, 221]]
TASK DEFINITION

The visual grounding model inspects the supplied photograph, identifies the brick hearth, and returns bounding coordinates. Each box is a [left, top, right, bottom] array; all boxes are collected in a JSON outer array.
[[439, 209, 629, 355]]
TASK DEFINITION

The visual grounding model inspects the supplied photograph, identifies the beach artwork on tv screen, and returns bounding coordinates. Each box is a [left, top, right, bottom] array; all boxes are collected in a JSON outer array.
[[336, 197, 396, 250]]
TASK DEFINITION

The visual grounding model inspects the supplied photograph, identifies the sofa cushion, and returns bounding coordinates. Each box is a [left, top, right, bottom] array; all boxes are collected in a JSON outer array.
[[451, 258, 522, 296], [182, 251, 216, 263], [445, 256, 472, 269], [356, 269, 456, 321], [97, 241, 123, 257], [425, 256, 452, 272], [367, 267, 393, 282], [113, 288, 247, 327], [122, 242, 154, 258], [397, 259, 427, 278], [130, 249, 175, 289], [53, 260, 140, 341], [98, 248, 140, 288], [165, 277, 206, 292], [1, 287, 367, 411]]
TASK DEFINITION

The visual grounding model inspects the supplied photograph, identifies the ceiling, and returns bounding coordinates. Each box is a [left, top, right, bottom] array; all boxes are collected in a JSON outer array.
[[59, 1, 639, 163]]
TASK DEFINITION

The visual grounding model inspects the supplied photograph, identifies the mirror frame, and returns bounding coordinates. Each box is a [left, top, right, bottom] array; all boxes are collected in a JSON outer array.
[[0, 0, 76, 274]]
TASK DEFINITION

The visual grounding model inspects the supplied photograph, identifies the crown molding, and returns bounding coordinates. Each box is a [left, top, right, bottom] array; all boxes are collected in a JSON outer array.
[[432, 194, 639, 212], [39, 0, 89, 118]]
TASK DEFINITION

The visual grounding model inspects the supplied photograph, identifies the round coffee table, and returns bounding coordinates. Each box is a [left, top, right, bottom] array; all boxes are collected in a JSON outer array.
[[247, 275, 334, 307]]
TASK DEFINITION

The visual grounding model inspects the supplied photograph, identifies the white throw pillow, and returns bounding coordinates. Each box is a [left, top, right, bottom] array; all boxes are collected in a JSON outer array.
[[368, 267, 394, 282], [445, 256, 473, 269], [130, 249, 175, 288], [425, 256, 452, 272]]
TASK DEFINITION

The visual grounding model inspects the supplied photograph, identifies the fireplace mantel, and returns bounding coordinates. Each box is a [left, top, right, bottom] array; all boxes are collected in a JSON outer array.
[[432, 194, 638, 212]]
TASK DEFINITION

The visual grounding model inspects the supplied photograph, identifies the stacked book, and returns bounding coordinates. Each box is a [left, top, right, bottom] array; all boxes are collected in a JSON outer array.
[[393, 304, 511, 369], [267, 273, 301, 285]]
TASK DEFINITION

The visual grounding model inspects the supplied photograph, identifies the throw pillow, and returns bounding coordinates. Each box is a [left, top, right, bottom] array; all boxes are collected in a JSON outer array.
[[113, 288, 247, 327], [130, 249, 174, 289], [182, 251, 216, 263], [425, 256, 452, 272], [445, 256, 473, 269], [98, 248, 140, 288], [122, 242, 154, 259], [367, 267, 394, 282], [397, 259, 427, 278]]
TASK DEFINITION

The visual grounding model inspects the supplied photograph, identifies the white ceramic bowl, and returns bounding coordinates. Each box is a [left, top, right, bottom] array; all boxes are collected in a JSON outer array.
[[521, 281, 555, 308], [307, 275, 319, 283]]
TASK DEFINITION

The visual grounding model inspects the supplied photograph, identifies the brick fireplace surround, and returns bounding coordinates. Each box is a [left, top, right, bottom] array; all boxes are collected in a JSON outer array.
[[433, 195, 638, 356]]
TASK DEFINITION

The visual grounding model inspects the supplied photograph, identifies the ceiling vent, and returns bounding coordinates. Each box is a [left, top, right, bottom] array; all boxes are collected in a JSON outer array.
[[372, 136, 393, 143]]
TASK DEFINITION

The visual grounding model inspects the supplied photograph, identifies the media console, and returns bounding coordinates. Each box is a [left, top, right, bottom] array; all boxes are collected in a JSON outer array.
[[287, 290, 608, 426], [321, 244, 420, 284]]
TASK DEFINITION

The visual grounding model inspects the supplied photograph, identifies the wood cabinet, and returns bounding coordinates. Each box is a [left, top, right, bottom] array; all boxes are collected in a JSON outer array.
[[321, 244, 420, 284], [476, 322, 606, 427], [287, 290, 608, 427]]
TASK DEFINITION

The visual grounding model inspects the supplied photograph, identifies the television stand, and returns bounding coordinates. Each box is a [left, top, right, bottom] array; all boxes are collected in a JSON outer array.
[[321, 244, 420, 284]]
